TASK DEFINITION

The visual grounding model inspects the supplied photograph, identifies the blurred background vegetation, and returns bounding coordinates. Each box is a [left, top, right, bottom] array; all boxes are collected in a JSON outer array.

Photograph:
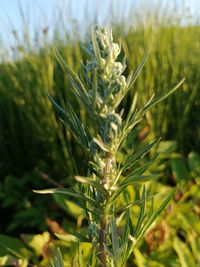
[[0, 0, 200, 266]]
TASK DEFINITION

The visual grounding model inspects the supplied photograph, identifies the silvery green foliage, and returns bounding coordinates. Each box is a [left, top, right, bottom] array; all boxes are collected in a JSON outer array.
[[34, 25, 184, 266], [86, 26, 126, 114]]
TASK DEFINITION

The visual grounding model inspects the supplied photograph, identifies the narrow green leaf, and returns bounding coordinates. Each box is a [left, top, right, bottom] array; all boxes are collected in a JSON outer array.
[[128, 50, 150, 90], [126, 187, 177, 261], [115, 50, 150, 109], [134, 185, 147, 237], [110, 174, 159, 203], [53, 194, 96, 215], [91, 27, 102, 69], [92, 68, 97, 109], [67, 104, 91, 147], [47, 93, 91, 148], [93, 137, 110, 152], [33, 188, 99, 209], [47, 93, 68, 119], [55, 233, 90, 243], [54, 48, 88, 97], [122, 209, 131, 244], [129, 153, 159, 176], [81, 61, 93, 85], [109, 194, 156, 214], [120, 174, 160, 188], [122, 138, 160, 171], [135, 186, 177, 241], [123, 92, 138, 130], [75, 176, 109, 198], [137, 78, 185, 119], [69, 77, 91, 110]]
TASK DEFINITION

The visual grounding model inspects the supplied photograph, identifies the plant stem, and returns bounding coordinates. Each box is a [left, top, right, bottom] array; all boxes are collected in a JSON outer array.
[[99, 215, 107, 267], [99, 152, 113, 266]]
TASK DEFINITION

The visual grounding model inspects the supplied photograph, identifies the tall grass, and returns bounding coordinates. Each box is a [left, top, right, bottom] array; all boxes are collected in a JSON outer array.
[[119, 24, 200, 153]]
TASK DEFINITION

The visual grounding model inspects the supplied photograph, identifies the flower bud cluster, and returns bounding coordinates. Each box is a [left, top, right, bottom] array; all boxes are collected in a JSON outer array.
[[104, 112, 122, 143], [87, 26, 127, 113]]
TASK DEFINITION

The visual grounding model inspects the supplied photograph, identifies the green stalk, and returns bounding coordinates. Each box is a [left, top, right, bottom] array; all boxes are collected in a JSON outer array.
[[99, 152, 114, 266], [99, 214, 107, 266]]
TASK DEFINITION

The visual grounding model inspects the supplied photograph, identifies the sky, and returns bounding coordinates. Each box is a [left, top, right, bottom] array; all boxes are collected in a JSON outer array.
[[0, 0, 200, 48]]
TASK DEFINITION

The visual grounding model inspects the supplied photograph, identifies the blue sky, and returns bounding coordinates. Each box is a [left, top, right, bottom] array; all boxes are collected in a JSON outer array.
[[0, 0, 200, 48], [0, 0, 134, 47]]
